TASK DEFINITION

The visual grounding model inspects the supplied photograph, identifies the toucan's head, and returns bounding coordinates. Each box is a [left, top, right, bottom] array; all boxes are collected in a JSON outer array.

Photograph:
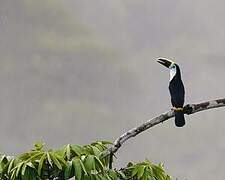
[[157, 58, 180, 81], [157, 58, 176, 69]]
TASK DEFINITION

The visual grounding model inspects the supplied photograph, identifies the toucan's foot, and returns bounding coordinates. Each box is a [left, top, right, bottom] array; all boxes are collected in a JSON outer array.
[[171, 107, 184, 112]]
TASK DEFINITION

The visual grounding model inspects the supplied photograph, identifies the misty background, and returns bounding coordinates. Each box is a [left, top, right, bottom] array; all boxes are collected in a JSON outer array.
[[1, 0, 225, 179]]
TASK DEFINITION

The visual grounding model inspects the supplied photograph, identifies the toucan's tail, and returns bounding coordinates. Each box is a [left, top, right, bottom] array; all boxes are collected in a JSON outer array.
[[175, 112, 185, 127]]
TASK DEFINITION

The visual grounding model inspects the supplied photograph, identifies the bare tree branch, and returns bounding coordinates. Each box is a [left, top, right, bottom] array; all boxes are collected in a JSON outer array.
[[104, 98, 225, 160]]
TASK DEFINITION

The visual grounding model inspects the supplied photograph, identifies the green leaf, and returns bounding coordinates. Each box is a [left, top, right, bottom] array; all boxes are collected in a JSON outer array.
[[33, 141, 45, 151], [53, 152, 67, 166], [21, 163, 27, 175], [21, 171, 29, 180], [25, 152, 44, 162], [38, 153, 46, 175], [105, 173, 112, 180], [141, 171, 149, 180], [64, 161, 73, 179], [94, 156, 104, 171], [137, 165, 145, 179], [49, 152, 62, 170], [100, 141, 112, 145], [84, 155, 95, 173], [65, 144, 71, 160], [26, 162, 35, 169], [108, 169, 119, 180], [10, 168, 16, 180], [72, 158, 82, 180], [91, 142, 107, 152], [46, 152, 52, 167], [92, 146, 101, 157], [16, 162, 23, 177], [131, 166, 139, 177], [118, 170, 127, 179], [8, 158, 15, 174], [71, 145, 83, 156], [80, 159, 87, 175]]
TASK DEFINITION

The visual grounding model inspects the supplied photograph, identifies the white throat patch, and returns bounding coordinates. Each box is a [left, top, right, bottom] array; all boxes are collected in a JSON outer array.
[[169, 64, 177, 81]]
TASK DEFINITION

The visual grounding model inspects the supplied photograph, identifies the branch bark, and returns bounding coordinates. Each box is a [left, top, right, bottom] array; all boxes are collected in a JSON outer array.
[[104, 98, 225, 160]]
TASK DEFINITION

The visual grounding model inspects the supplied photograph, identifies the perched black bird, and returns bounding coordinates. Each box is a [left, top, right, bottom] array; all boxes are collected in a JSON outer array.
[[157, 58, 185, 127]]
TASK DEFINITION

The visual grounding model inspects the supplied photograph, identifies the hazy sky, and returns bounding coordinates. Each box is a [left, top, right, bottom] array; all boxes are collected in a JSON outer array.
[[1, 1, 225, 179]]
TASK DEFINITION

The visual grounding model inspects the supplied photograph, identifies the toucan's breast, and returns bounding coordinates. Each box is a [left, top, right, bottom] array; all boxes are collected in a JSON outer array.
[[169, 77, 185, 107]]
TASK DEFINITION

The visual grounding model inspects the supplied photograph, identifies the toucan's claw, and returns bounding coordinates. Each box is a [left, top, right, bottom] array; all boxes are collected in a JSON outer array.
[[172, 107, 184, 112]]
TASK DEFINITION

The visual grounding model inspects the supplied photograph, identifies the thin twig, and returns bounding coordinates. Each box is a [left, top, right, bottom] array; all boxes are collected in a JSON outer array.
[[104, 98, 225, 162]]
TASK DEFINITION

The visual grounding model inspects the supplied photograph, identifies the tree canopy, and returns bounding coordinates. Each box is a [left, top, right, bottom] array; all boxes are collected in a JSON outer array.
[[0, 141, 171, 180]]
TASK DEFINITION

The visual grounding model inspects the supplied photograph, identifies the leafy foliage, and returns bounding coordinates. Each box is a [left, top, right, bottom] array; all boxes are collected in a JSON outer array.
[[122, 160, 171, 180], [0, 141, 171, 180]]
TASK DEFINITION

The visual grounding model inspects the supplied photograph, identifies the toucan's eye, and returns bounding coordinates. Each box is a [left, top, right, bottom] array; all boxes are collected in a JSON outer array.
[[170, 64, 176, 69]]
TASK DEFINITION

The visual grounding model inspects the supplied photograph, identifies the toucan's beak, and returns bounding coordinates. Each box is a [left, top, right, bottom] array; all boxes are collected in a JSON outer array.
[[157, 58, 172, 68]]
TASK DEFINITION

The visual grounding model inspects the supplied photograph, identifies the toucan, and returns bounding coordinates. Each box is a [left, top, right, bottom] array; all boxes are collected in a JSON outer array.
[[157, 58, 185, 127]]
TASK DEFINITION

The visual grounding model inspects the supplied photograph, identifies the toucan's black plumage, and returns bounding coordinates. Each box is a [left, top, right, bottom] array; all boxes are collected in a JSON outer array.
[[157, 58, 185, 127]]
